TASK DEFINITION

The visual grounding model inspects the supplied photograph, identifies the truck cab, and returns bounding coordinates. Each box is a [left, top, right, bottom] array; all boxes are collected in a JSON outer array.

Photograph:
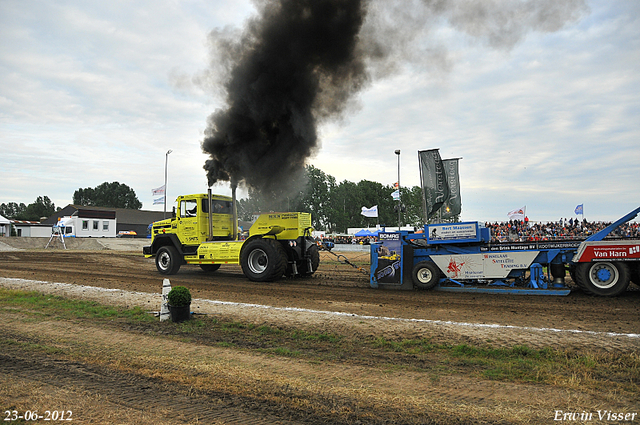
[[147, 194, 235, 252]]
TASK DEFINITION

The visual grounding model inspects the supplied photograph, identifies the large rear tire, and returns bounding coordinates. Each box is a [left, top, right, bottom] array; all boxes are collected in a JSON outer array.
[[155, 246, 181, 275], [412, 261, 440, 290], [575, 261, 630, 296], [629, 265, 640, 288], [240, 238, 287, 282]]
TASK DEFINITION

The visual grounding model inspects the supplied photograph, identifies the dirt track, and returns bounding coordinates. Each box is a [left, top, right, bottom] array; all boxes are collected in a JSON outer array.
[[2, 249, 639, 341], [1, 247, 639, 424]]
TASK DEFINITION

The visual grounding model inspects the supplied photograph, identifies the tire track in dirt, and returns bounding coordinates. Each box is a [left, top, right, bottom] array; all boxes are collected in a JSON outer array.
[[0, 351, 301, 425], [3, 276, 639, 355], [1, 250, 639, 339], [0, 315, 579, 424]]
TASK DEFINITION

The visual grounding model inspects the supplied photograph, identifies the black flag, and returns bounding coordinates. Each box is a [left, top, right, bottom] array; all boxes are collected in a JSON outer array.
[[418, 149, 450, 220], [441, 158, 461, 219]]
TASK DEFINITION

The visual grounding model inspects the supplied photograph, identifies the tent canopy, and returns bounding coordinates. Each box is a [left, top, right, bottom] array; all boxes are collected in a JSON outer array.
[[0, 215, 10, 225], [354, 229, 382, 237], [354, 229, 372, 237]]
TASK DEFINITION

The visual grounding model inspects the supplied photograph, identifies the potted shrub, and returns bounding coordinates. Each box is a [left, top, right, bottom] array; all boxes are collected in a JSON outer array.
[[166, 285, 191, 322]]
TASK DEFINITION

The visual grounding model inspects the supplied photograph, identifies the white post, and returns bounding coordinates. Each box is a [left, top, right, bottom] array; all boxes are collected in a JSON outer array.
[[160, 278, 171, 321]]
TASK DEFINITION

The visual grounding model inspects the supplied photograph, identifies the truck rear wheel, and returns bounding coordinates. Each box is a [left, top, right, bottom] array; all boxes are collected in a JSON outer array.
[[241, 238, 287, 282], [156, 246, 181, 275], [412, 261, 440, 290], [575, 261, 630, 296]]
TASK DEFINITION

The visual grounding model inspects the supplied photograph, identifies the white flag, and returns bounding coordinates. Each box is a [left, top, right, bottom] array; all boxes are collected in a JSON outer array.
[[152, 185, 165, 196], [153, 196, 165, 205], [361, 205, 378, 218], [391, 190, 400, 201], [507, 206, 526, 221]]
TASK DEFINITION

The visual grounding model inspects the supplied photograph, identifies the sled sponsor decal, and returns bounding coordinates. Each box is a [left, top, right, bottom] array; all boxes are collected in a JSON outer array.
[[431, 251, 539, 279]]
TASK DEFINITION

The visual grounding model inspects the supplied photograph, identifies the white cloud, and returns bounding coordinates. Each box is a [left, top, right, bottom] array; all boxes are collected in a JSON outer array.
[[0, 0, 638, 223]]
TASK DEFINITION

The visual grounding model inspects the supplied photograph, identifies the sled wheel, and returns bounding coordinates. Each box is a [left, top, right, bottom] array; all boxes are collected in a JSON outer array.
[[575, 261, 629, 296], [412, 261, 440, 290], [241, 238, 287, 282], [200, 264, 221, 272], [156, 245, 181, 275]]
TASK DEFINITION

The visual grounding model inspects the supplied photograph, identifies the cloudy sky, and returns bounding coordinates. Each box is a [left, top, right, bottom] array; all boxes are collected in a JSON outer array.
[[1, 0, 638, 223]]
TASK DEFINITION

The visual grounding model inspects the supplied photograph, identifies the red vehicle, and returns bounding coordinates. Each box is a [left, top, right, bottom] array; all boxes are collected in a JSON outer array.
[[572, 236, 640, 296]]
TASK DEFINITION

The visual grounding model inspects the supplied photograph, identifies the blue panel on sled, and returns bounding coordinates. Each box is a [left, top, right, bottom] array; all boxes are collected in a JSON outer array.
[[433, 285, 571, 296]]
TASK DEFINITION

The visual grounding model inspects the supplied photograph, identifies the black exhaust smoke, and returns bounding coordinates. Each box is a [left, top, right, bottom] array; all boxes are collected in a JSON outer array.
[[201, 0, 588, 194], [202, 0, 368, 193]]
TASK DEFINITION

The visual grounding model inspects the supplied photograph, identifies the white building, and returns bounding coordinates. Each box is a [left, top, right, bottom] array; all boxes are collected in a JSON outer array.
[[11, 220, 52, 237], [0, 215, 10, 237]]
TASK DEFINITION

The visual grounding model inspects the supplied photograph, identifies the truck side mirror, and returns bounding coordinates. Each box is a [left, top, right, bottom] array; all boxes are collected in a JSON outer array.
[[172, 206, 176, 218]]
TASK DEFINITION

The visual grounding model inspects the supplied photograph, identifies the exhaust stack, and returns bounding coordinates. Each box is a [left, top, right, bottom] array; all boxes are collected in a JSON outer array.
[[207, 188, 213, 241], [231, 182, 238, 241]]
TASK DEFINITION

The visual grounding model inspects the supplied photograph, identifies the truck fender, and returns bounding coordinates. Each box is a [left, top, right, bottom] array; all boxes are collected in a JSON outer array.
[[149, 234, 183, 256]]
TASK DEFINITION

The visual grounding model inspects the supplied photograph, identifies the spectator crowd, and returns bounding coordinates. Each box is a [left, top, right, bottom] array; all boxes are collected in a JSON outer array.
[[316, 217, 640, 245], [485, 217, 640, 243]]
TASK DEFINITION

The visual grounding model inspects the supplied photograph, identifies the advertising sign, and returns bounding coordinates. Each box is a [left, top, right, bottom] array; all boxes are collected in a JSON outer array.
[[431, 251, 539, 279], [418, 149, 450, 219], [427, 222, 479, 243], [374, 233, 402, 284], [575, 241, 640, 262]]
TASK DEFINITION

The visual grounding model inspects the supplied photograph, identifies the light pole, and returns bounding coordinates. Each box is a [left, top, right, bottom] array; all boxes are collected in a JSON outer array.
[[164, 149, 172, 218], [395, 149, 401, 230]]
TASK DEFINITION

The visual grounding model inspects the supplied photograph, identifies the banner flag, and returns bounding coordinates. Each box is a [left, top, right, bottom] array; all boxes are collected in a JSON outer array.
[[152, 185, 165, 196], [391, 190, 400, 201], [575, 204, 584, 215], [153, 196, 165, 205], [440, 158, 461, 219], [418, 149, 450, 219], [507, 206, 526, 221], [361, 205, 378, 218], [393, 182, 399, 189]]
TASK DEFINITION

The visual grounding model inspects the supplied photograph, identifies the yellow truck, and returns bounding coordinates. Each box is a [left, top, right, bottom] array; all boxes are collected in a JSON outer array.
[[143, 191, 319, 282]]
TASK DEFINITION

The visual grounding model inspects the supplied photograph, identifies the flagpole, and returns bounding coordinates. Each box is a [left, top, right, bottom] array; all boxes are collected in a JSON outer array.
[[395, 149, 401, 230], [164, 149, 172, 219]]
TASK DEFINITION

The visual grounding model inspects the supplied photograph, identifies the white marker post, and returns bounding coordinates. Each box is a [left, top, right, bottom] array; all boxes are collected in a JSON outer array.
[[160, 278, 171, 321]]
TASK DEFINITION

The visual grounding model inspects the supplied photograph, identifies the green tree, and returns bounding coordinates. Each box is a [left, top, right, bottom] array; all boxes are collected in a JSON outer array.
[[235, 167, 437, 233], [0, 202, 27, 220], [236, 186, 305, 221], [73, 182, 142, 209], [298, 165, 335, 230], [24, 196, 58, 220], [402, 185, 426, 228], [326, 180, 358, 233], [1, 197, 58, 221]]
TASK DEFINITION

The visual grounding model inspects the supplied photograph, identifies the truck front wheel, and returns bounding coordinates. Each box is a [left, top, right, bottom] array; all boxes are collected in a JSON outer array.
[[156, 246, 181, 275], [412, 261, 440, 290], [575, 261, 629, 296], [241, 238, 287, 282]]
